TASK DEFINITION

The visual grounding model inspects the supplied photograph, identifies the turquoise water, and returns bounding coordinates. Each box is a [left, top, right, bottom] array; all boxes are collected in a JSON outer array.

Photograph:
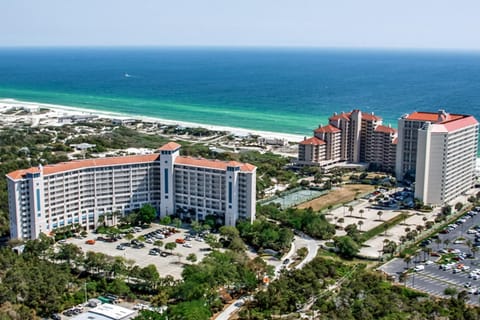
[[0, 47, 479, 136]]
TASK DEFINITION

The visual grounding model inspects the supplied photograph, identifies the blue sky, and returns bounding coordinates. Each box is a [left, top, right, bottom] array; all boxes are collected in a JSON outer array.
[[1, 0, 479, 49]]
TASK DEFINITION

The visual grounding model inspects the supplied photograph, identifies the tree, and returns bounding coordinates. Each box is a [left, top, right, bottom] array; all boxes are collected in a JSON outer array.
[[138, 204, 157, 225], [441, 205, 452, 216], [186, 253, 197, 264], [334, 236, 359, 259], [165, 242, 177, 254], [160, 216, 172, 225], [455, 202, 463, 212], [172, 218, 182, 229], [168, 300, 212, 320], [404, 255, 412, 269], [219, 226, 240, 239], [444, 238, 450, 249], [359, 209, 364, 218], [154, 240, 164, 249], [377, 211, 383, 221], [229, 236, 246, 252], [56, 243, 83, 268], [435, 238, 442, 249], [348, 206, 354, 216], [191, 221, 202, 235], [444, 287, 457, 297], [337, 217, 345, 229], [357, 220, 364, 231], [472, 246, 479, 258]]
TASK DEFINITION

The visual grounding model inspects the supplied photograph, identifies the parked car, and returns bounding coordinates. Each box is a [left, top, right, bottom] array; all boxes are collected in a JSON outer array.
[[175, 238, 186, 244], [414, 265, 425, 272], [85, 239, 95, 245]]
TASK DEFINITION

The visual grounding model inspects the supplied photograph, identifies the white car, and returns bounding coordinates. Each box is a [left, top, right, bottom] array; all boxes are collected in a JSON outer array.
[[424, 260, 434, 265], [468, 287, 476, 294], [183, 242, 192, 248], [467, 229, 477, 234], [414, 265, 425, 272]]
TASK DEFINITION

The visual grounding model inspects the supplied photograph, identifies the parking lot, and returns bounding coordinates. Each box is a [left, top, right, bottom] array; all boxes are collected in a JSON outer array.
[[66, 223, 213, 279], [379, 207, 480, 306]]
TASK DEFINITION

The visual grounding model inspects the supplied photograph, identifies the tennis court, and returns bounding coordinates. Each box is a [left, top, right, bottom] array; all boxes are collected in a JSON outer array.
[[263, 189, 326, 209]]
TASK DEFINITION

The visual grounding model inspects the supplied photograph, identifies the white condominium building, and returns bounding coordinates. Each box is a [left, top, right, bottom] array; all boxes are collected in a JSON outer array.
[[6, 142, 256, 240], [413, 114, 478, 205]]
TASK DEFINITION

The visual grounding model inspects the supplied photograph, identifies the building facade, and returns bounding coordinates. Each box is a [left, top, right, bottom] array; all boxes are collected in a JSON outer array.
[[7, 142, 256, 240], [298, 109, 397, 171], [409, 113, 478, 205]]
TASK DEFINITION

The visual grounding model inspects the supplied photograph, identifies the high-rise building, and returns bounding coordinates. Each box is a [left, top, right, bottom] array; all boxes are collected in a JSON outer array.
[[395, 110, 473, 181], [298, 109, 397, 171], [399, 111, 479, 205], [6, 142, 256, 240]]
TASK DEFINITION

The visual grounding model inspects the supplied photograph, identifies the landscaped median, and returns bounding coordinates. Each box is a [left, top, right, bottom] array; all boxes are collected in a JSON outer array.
[[358, 212, 410, 243]]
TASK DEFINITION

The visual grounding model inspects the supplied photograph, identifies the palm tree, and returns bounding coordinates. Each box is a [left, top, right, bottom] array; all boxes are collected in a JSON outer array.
[[382, 239, 389, 252], [359, 209, 364, 218], [377, 211, 383, 221], [467, 240, 473, 256], [435, 238, 442, 249], [337, 217, 345, 229], [97, 214, 105, 227], [404, 255, 412, 269], [472, 246, 478, 259], [348, 206, 354, 216], [444, 238, 450, 250], [357, 220, 364, 231]]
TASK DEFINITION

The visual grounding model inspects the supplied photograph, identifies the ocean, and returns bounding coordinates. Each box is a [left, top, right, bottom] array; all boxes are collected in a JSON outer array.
[[0, 47, 480, 136]]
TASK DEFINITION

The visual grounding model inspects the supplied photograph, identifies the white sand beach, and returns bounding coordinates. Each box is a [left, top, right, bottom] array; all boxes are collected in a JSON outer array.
[[0, 98, 305, 143]]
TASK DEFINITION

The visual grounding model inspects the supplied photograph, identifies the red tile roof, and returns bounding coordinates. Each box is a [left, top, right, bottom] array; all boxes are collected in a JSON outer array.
[[405, 111, 464, 123], [7, 141, 256, 180], [175, 157, 256, 172], [299, 137, 326, 146], [7, 154, 160, 180], [374, 125, 397, 134], [158, 142, 181, 151], [362, 113, 382, 121], [431, 116, 478, 133], [329, 112, 351, 121], [314, 124, 341, 134]]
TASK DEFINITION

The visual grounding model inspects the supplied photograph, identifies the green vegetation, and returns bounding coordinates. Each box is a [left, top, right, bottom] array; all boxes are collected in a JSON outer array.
[[257, 204, 335, 240], [243, 256, 480, 320], [237, 218, 294, 253], [334, 236, 360, 259], [358, 212, 409, 243]]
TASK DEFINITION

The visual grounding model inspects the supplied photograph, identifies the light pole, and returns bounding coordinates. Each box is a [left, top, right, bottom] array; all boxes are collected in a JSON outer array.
[[84, 281, 88, 304]]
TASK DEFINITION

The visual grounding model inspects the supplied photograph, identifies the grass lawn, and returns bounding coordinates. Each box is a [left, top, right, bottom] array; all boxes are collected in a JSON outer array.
[[297, 184, 375, 211]]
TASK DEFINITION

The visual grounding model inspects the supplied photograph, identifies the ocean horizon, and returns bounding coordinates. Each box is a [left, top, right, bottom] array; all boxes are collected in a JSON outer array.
[[0, 47, 479, 138]]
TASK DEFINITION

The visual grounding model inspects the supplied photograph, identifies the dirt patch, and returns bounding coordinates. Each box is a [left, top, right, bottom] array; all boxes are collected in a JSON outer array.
[[297, 184, 375, 211]]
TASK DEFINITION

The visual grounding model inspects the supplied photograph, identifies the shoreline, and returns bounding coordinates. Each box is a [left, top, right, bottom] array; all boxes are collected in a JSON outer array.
[[0, 98, 305, 143]]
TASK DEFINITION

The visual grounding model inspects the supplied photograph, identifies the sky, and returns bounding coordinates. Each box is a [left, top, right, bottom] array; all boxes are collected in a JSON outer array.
[[1, 0, 480, 50]]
